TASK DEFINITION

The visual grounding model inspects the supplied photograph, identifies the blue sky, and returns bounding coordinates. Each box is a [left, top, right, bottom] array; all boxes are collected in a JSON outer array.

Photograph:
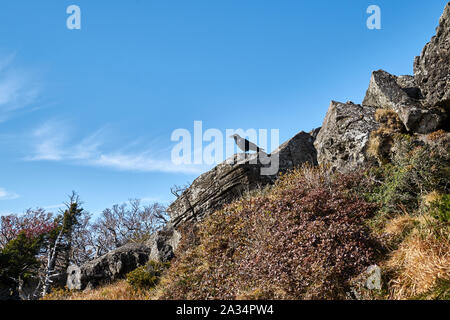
[[0, 0, 447, 216]]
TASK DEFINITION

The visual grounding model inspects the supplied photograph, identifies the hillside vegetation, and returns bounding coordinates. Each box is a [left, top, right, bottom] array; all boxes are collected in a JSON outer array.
[[45, 132, 449, 300]]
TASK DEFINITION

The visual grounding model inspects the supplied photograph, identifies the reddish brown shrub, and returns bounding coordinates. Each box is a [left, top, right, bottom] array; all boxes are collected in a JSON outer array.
[[159, 166, 381, 300]]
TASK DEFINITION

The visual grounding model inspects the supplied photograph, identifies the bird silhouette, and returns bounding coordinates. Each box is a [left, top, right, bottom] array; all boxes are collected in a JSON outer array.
[[230, 134, 265, 153]]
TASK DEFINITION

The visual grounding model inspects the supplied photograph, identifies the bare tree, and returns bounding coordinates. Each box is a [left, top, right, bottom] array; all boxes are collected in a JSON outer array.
[[69, 210, 94, 265], [90, 200, 169, 256], [170, 184, 189, 199], [171, 183, 196, 219]]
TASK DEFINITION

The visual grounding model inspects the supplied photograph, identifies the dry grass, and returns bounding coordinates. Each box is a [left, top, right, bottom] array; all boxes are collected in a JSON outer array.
[[384, 215, 416, 237], [374, 108, 404, 132], [367, 128, 398, 164], [422, 191, 443, 207], [43, 280, 154, 300], [386, 223, 450, 299], [427, 129, 447, 142], [367, 109, 405, 163]]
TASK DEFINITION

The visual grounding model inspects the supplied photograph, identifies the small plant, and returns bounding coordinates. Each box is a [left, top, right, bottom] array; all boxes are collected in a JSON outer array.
[[413, 279, 450, 300], [374, 108, 404, 132], [428, 193, 450, 223], [126, 260, 170, 291], [367, 136, 449, 216], [367, 109, 405, 164]]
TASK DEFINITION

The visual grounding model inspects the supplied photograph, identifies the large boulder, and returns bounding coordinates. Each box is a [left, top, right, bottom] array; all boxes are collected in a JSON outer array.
[[167, 153, 274, 228], [414, 2, 450, 110], [314, 101, 379, 171], [362, 70, 443, 133], [66, 243, 150, 290], [168, 130, 318, 228], [272, 131, 318, 172]]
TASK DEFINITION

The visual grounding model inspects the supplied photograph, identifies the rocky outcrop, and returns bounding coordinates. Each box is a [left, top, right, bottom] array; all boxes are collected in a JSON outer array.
[[272, 131, 318, 172], [167, 130, 318, 228], [167, 153, 274, 228], [66, 243, 150, 290], [414, 2, 450, 110], [362, 70, 443, 133], [314, 101, 379, 171], [316, 3, 449, 169]]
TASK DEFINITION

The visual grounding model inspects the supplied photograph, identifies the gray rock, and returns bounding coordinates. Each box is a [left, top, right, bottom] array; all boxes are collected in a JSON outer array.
[[414, 3, 450, 110], [146, 225, 181, 262], [365, 265, 382, 290], [362, 70, 443, 133], [66, 265, 82, 291], [168, 130, 318, 228], [309, 127, 322, 140], [66, 243, 150, 290], [272, 131, 318, 170], [314, 101, 379, 171], [167, 153, 273, 228], [348, 264, 383, 300]]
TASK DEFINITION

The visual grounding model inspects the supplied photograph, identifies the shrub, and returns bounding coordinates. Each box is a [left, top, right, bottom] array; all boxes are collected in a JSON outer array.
[[158, 165, 381, 300], [374, 108, 404, 132], [367, 136, 449, 217], [427, 129, 447, 142], [428, 193, 450, 223], [367, 109, 405, 164], [126, 260, 169, 291]]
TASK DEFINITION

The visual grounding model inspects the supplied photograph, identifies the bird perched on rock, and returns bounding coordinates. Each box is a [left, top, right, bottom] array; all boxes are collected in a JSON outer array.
[[230, 134, 265, 153]]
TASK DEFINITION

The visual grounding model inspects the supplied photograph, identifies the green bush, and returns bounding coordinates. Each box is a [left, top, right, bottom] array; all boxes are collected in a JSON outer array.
[[126, 260, 169, 291], [367, 136, 449, 216], [429, 193, 450, 223]]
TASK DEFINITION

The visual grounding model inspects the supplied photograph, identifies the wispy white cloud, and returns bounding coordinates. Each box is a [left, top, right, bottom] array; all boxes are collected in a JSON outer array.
[[0, 54, 40, 122], [28, 120, 68, 161], [140, 197, 162, 204], [26, 120, 206, 175], [88, 153, 204, 174], [0, 187, 19, 201], [43, 204, 64, 210]]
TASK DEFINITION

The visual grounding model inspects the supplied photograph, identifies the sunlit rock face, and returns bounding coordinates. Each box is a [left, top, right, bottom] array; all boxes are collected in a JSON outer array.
[[414, 3, 450, 111]]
